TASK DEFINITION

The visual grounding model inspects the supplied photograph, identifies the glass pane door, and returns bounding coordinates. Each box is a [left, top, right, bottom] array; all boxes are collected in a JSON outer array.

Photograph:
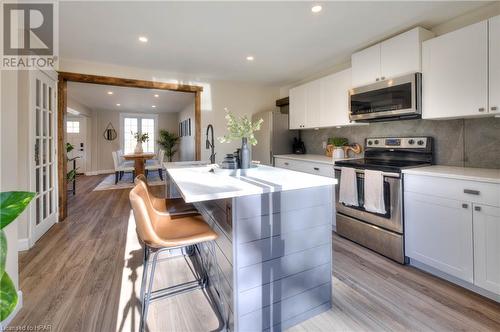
[[141, 118, 155, 153], [31, 71, 57, 244]]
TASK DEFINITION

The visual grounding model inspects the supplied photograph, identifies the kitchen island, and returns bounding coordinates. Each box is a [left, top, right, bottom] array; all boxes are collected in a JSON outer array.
[[164, 163, 336, 331]]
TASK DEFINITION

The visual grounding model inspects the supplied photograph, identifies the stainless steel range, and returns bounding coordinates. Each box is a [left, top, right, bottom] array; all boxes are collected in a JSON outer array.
[[334, 137, 433, 264]]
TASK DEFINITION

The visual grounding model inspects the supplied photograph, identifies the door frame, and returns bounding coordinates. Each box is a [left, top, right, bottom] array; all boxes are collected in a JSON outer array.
[[29, 69, 59, 245], [57, 71, 203, 221]]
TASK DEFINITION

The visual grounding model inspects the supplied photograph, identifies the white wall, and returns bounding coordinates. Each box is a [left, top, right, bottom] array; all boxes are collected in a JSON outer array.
[[177, 101, 195, 161], [0, 70, 21, 293], [59, 59, 280, 163]]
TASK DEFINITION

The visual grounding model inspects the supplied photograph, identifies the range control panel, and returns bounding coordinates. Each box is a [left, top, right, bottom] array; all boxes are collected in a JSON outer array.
[[366, 137, 429, 149]]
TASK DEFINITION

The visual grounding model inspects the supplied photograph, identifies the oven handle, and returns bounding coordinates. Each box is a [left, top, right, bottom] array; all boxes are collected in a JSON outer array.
[[334, 166, 401, 179]]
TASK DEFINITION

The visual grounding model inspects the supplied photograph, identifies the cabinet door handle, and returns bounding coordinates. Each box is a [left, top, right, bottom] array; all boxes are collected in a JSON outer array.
[[474, 206, 482, 212], [478, 107, 485, 112], [313, 167, 320, 171], [491, 106, 498, 111], [464, 189, 480, 195], [462, 203, 468, 209]]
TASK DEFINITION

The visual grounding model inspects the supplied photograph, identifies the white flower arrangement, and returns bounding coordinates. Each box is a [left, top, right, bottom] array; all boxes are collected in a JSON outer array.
[[218, 109, 263, 146]]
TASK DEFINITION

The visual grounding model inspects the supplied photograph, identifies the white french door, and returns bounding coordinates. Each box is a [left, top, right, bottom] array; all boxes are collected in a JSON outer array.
[[29, 70, 58, 244], [120, 113, 158, 154]]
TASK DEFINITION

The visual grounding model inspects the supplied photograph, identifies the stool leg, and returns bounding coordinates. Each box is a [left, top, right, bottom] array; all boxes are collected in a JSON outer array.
[[139, 246, 149, 307], [140, 248, 159, 332]]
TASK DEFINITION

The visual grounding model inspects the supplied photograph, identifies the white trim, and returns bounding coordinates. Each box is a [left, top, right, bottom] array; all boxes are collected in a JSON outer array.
[[0, 291, 23, 328], [410, 259, 500, 303], [18, 238, 30, 251], [84, 169, 115, 176]]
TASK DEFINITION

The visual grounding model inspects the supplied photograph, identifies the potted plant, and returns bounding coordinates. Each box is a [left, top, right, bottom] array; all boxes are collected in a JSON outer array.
[[157, 130, 179, 162], [328, 137, 349, 160], [218, 109, 263, 169], [133, 132, 149, 154], [0, 191, 35, 322]]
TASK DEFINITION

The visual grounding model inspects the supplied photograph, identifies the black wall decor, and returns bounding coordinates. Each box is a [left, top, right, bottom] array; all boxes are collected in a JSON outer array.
[[103, 122, 117, 141]]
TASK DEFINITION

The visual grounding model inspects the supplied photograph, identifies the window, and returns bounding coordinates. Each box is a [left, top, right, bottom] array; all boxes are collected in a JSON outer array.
[[120, 114, 158, 154], [67, 121, 80, 133]]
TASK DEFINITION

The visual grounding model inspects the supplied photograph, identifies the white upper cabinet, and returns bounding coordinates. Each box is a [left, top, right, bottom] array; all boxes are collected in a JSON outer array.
[[351, 44, 381, 88], [473, 204, 500, 296], [380, 28, 434, 80], [289, 85, 307, 129], [320, 68, 352, 127], [289, 68, 356, 130], [489, 15, 500, 115], [423, 21, 489, 119], [305, 79, 322, 128], [352, 27, 434, 88]]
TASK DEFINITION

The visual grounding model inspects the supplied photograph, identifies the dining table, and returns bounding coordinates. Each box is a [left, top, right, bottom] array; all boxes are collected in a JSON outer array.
[[123, 152, 156, 176]]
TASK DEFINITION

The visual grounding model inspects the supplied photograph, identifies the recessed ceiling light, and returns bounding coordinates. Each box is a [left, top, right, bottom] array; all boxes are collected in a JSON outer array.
[[138, 36, 148, 43], [246, 55, 254, 61], [116, 103, 121, 106], [311, 5, 322, 13], [154, 94, 159, 98], [152, 105, 156, 108], [107, 91, 113, 95]]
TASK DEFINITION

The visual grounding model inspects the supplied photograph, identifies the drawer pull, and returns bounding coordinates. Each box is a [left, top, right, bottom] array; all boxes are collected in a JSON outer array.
[[313, 167, 320, 171], [464, 189, 480, 195], [462, 203, 468, 209], [474, 206, 481, 212], [284, 162, 289, 166]]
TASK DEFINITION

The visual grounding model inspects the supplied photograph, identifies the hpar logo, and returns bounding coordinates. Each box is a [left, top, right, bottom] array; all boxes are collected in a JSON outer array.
[[1, 1, 58, 70]]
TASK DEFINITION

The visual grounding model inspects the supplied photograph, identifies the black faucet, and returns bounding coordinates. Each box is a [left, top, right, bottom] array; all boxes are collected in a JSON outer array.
[[206, 124, 216, 164]]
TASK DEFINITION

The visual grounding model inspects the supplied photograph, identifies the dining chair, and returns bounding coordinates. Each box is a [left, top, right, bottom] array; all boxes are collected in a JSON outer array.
[[145, 149, 165, 180], [112, 150, 135, 184]]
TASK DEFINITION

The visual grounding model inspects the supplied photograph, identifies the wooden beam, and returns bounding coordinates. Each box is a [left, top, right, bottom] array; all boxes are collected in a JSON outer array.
[[56, 71, 204, 221], [195, 91, 202, 161], [57, 77, 68, 221], [58, 71, 203, 93]]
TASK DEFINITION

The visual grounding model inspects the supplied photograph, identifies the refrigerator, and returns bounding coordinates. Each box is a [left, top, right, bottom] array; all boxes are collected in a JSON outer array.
[[252, 110, 296, 166]]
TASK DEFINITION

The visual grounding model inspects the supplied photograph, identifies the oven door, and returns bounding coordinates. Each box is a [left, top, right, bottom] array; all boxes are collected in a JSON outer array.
[[334, 168, 403, 233], [349, 73, 421, 122]]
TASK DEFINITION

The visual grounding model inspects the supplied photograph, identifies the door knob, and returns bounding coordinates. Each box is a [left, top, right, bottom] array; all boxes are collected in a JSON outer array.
[[478, 107, 485, 112], [462, 203, 468, 209], [381, 76, 386, 80], [474, 206, 481, 211], [491, 106, 498, 111], [376, 78, 380, 82]]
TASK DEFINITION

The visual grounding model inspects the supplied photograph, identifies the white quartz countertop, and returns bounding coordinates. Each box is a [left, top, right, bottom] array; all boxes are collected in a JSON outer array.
[[403, 166, 500, 184], [165, 163, 337, 202]]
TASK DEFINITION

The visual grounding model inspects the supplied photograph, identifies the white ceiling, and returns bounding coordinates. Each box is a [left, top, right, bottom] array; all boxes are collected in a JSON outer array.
[[67, 82, 194, 113], [60, 1, 491, 85]]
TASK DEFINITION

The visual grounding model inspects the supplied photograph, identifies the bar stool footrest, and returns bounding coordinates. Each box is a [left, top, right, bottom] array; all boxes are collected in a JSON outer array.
[[149, 278, 207, 302]]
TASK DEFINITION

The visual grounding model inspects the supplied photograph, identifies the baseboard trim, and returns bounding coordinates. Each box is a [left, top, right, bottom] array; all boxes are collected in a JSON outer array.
[[0, 290, 23, 328], [84, 169, 114, 176], [410, 259, 500, 303], [17, 238, 30, 251]]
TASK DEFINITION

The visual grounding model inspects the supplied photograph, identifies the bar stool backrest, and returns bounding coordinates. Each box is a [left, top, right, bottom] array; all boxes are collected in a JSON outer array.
[[129, 182, 165, 247]]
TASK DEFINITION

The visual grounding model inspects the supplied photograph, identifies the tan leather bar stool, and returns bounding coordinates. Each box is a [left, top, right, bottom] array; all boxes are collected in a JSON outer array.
[[129, 181, 219, 332], [134, 174, 199, 217]]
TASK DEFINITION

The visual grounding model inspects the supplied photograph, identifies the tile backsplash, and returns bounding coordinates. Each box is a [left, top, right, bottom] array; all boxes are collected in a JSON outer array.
[[301, 117, 500, 169]]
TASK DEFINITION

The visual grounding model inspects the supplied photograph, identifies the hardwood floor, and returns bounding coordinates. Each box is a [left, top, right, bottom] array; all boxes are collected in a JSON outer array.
[[9, 175, 500, 332]]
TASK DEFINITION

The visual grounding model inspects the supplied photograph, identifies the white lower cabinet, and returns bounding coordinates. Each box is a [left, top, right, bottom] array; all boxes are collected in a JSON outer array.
[[473, 204, 500, 295], [404, 173, 500, 297], [405, 192, 474, 283]]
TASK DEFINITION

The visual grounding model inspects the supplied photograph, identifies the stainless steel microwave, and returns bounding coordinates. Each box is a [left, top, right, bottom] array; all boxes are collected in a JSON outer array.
[[349, 73, 421, 122]]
